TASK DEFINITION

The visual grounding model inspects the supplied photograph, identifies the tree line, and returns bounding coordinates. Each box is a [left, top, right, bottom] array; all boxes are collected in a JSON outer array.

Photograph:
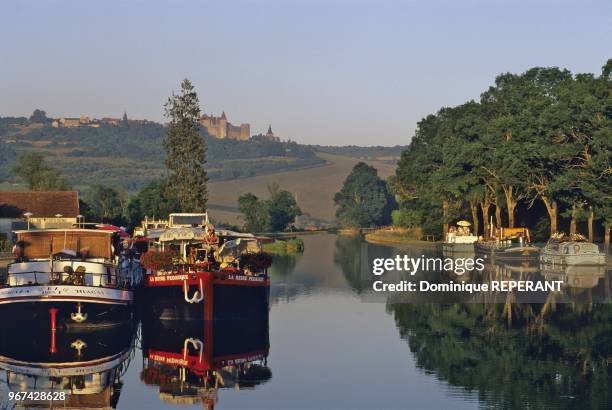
[[391, 59, 611, 242]]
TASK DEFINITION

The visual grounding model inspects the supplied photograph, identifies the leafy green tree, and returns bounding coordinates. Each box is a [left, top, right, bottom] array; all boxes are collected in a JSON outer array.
[[393, 59, 611, 242], [13, 151, 71, 191], [29, 109, 48, 123], [238, 184, 301, 232], [238, 193, 269, 232], [267, 187, 302, 231], [163, 78, 208, 212], [126, 179, 180, 228], [334, 162, 395, 228], [84, 184, 126, 224]]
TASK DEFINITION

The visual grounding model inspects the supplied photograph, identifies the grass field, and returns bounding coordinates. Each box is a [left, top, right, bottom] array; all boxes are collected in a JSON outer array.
[[208, 152, 397, 226]]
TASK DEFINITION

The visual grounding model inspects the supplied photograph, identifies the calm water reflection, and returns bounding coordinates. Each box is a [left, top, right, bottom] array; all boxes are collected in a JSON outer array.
[[2, 232, 611, 409]]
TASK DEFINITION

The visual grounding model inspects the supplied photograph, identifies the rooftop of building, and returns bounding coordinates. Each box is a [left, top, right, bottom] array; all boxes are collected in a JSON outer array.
[[0, 191, 80, 218]]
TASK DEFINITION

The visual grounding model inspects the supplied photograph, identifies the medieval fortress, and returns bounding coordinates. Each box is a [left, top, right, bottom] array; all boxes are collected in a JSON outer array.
[[200, 112, 280, 142], [200, 111, 250, 140]]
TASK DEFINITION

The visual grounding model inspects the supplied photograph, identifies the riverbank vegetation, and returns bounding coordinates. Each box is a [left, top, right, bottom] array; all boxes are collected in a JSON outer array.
[[364, 227, 430, 246], [263, 238, 305, 254], [391, 59, 611, 243]]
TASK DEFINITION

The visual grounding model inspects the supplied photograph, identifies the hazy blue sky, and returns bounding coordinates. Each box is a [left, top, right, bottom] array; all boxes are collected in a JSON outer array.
[[1, 0, 610, 146]]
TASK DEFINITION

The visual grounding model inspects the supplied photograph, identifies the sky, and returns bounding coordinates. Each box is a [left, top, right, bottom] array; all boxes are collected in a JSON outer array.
[[1, 0, 610, 146]]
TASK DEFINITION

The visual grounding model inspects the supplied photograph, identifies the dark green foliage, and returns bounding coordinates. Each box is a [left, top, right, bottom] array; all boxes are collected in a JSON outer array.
[[12, 151, 71, 190], [126, 179, 180, 228], [238, 193, 269, 232], [0, 117, 27, 135], [267, 189, 302, 232], [163, 79, 208, 212], [334, 162, 395, 228], [83, 184, 126, 224], [29, 109, 48, 123], [237, 184, 302, 232], [393, 59, 612, 237], [0, 143, 16, 181]]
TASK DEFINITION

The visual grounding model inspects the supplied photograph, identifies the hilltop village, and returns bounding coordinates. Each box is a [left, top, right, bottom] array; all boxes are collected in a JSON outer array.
[[46, 111, 281, 142]]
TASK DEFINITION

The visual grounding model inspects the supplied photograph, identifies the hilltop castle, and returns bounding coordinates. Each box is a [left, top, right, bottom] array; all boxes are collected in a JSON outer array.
[[200, 112, 250, 141]]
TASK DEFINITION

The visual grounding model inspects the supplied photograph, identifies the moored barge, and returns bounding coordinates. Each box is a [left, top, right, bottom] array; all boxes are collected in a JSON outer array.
[[0, 229, 143, 326], [475, 227, 540, 263], [140, 213, 271, 321]]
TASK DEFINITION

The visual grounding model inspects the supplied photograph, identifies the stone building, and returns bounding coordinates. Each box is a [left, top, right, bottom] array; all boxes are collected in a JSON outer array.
[[252, 125, 281, 142], [52, 116, 97, 128], [200, 112, 250, 141]]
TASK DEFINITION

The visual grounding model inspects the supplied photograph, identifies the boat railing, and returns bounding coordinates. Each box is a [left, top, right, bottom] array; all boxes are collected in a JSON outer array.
[[6, 269, 137, 288]]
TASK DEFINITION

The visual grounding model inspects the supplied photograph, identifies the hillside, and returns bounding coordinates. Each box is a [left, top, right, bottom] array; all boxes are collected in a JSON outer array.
[[1, 115, 402, 227], [0, 118, 323, 190], [208, 152, 396, 226]]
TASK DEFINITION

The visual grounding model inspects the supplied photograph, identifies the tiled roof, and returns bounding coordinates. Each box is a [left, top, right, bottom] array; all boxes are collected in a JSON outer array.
[[0, 191, 80, 218]]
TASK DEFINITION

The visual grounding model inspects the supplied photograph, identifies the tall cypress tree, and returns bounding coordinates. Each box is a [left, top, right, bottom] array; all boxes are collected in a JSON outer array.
[[163, 79, 208, 212]]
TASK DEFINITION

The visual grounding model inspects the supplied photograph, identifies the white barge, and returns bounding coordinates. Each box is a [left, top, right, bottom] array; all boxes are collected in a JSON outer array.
[[540, 233, 606, 266], [1, 229, 143, 326]]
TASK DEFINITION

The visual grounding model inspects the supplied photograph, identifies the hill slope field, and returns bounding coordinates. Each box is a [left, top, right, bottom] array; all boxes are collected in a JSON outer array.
[[208, 152, 396, 226]]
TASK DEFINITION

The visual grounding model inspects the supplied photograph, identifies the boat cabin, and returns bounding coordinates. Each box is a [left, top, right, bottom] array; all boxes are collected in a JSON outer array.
[[155, 227, 261, 268], [445, 220, 478, 244], [7, 229, 140, 288]]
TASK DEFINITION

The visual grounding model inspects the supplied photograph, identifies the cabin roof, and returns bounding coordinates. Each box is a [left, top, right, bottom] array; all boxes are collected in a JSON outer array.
[[13, 228, 113, 235], [0, 191, 80, 218]]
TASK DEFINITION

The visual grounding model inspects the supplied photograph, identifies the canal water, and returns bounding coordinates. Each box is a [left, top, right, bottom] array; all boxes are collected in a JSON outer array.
[[2, 232, 611, 409]]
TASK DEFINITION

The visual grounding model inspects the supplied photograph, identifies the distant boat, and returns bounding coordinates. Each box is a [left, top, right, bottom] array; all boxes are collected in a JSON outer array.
[[442, 220, 478, 255], [540, 233, 606, 266], [475, 227, 540, 263]]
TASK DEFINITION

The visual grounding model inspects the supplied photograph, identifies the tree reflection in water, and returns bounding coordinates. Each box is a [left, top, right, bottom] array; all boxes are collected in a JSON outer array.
[[268, 252, 300, 277], [334, 234, 365, 293], [388, 302, 612, 409], [332, 235, 612, 408]]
